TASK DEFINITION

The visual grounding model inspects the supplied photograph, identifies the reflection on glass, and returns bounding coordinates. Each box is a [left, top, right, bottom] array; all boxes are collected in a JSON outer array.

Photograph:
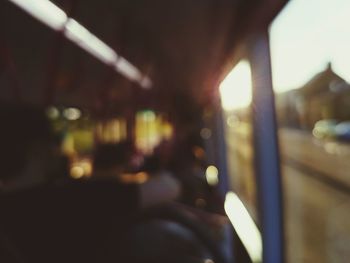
[[135, 111, 173, 155], [46, 106, 60, 120], [63, 107, 81, 121], [271, 0, 350, 262], [95, 119, 127, 144], [205, 165, 219, 186], [200, 128, 212, 140], [70, 158, 92, 179]]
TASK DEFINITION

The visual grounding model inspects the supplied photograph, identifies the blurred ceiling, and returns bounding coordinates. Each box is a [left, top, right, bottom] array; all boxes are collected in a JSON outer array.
[[0, 0, 287, 117]]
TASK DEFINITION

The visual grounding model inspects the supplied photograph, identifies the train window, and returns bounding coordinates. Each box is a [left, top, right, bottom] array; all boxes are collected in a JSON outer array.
[[219, 60, 264, 262], [220, 60, 258, 221], [1, 0, 301, 262], [270, 0, 350, 262]]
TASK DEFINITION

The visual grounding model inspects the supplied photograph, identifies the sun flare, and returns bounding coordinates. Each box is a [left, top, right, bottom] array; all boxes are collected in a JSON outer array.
[[219, 61, 252, 111]]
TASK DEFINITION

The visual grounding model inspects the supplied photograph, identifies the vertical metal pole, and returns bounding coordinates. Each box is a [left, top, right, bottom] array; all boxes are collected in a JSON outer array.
[[249, 30, 284, 263], [216, 106, 235, 263]]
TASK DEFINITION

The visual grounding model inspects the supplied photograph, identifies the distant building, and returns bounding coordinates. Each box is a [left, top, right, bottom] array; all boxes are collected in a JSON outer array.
[[276, 63, 350, 130], [275, 89, 301, 128]]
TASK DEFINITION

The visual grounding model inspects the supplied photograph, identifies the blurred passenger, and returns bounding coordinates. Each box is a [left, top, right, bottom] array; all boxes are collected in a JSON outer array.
[[161, 129, 225, 215], [93, 142, 132, 179], [92, 141, 181, 208], [0, 104, 179, 263], [0, 104, 58, 190]]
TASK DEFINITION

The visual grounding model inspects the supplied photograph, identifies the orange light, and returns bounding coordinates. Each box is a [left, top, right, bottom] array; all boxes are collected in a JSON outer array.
[[119, 172, 149, 184]]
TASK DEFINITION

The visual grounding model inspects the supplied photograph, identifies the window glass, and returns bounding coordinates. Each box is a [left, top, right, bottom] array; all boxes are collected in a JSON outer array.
[[220, 60, 258, 222], [270, 0, 350, 261]]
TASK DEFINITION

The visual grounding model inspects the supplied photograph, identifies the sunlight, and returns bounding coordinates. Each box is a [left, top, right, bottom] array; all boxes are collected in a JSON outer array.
[[225, 192, 262, 263], [219, 61, 252, 110], [270, 0, 350, 92]]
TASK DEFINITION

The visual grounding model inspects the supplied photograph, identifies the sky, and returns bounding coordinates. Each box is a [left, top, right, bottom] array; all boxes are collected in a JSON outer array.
[[220, 0, 350, 110], [270, 0, 350, 92]]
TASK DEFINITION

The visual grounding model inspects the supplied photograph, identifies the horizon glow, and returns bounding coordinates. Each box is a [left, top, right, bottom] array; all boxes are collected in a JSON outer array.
[[270, 0, 350, 93]]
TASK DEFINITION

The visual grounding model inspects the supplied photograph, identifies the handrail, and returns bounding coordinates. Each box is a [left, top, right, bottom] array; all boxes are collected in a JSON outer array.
[[249, 30, 284, 263]]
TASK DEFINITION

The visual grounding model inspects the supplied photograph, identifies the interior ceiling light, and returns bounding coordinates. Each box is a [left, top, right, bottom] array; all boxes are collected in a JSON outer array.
[[115, 57, 142, 83], [8, 0, 152, 89], [64, 18, 118, 65], [9, 0, 67, 30]]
